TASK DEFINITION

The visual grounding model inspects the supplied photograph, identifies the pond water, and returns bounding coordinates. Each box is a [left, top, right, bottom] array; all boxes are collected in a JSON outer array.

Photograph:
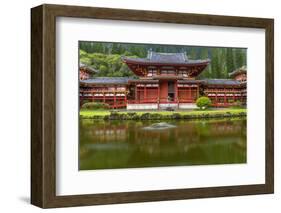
[[79, 118, 246, 170]]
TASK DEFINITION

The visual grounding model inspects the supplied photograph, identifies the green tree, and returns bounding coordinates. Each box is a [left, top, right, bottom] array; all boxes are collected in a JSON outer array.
[[98, 65, 108, 76], [198, 48, 211, 79], [210, 48, 221, 78], [226, 48, 235, 74], [196, 97, 212, 109], [189, 48, 197, 59], [235, 49, 246, 68]]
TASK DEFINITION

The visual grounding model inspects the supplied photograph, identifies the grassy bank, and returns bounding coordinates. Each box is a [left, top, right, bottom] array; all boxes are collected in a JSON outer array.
[[80, 108, 246, 120]]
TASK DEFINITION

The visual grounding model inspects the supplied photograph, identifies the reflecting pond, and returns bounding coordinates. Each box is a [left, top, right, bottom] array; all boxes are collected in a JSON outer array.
[[79, 118, 246, 170]]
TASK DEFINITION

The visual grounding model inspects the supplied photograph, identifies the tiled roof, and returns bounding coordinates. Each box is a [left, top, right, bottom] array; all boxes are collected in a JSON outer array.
[[80, 77, 133, 85], [203, 79, 241, 85], [148, 51, 188, 63], [80, 77, 243, 86], [122, 51, 210, 65], [229, 66, 247, 77], [128, 79, 159, 83], [79, 63, 98, 73], [178, 80, 203, 84]]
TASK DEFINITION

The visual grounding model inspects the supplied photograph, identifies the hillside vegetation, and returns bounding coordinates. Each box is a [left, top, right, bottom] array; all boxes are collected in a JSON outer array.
[[79, 42, 247, 79]]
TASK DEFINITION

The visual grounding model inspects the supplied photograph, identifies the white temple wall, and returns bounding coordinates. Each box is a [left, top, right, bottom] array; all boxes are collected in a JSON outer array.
[[126, 104, 158, 110]]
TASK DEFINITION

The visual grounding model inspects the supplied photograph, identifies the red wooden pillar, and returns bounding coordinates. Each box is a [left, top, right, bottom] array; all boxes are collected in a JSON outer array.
[[233, 87, 235, 103], [113, 95, 116, 109], [189, 86, 191, 102], [224, 87, 227, 106], [215, 90, 218, 107], [174, 80, 178, 102], [124, 89, 127, 106], [157, 83, 160, 109], [196, 85, 199, 100], [135, 84, 138, 103], [144, 84, 147, 103], [174, 81, 179, 108]]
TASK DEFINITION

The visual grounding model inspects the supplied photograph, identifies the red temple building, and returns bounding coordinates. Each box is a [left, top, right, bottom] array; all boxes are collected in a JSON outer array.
[[79, 63, 98, 80], [79, 51, 246, 109], [229, 66, 247, 82]]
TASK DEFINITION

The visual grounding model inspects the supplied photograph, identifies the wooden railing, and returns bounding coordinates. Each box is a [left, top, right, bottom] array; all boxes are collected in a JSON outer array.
[[127, 98, 195, 104], [80, 96, 126, 100], [81, 90, 127, 93]]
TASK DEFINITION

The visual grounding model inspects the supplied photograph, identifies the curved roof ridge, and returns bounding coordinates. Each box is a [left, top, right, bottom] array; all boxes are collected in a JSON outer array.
[[229, 66, 247, 77], [147, 51, 188, 63], [202, 79, 242, 85], [80, 76, 134, 85]]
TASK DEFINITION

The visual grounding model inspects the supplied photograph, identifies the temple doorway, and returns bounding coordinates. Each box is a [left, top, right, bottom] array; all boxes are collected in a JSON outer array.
[[168, 81, 175, 102]]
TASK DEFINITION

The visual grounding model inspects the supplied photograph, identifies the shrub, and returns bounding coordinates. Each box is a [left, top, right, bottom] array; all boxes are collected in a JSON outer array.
[[196, 96, 212, 110], [109, 111, 120, 120], [127, 112, 137, 117], [172, 113, 181, 119], [80, 100, 90, 106], [81, 102, 109, 110], [140, 113, 150, 120]]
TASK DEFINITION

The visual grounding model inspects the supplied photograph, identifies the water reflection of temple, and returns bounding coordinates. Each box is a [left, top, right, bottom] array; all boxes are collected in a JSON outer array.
[[81, 121, 127, 143], [81, 119, 246, 155], [80, 119, 246, 169]]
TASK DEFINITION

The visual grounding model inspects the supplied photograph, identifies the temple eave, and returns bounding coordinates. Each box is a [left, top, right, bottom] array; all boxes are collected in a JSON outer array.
[[123, 59, 210, 67]]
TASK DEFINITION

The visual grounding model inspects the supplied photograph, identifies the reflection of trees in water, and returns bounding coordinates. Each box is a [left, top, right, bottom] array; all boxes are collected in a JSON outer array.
[[80, 119, 246, 147], [79, 118, 246, 170]]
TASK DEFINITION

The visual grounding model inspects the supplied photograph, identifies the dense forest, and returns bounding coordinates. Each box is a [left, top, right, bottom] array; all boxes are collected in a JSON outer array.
[[79, 41, 247, 79]]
